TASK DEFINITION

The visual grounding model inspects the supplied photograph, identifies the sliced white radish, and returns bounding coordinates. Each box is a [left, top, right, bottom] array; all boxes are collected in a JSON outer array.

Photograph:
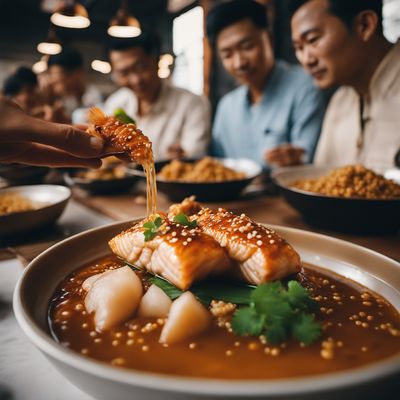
[[137, 284, 172, 318], [159, 291, 210, 344], [84, 266, 143, 331]]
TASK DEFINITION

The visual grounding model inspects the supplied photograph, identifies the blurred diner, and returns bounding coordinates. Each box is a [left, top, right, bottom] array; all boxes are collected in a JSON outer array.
[[46, 48, 103, 123], [104, 33, 211, 161], [207, 0, 326, 169], [291, 0, 400, 171]]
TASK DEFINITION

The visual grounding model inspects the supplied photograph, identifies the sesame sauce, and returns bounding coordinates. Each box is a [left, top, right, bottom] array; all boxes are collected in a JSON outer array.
[[48, 256, 400, 380]]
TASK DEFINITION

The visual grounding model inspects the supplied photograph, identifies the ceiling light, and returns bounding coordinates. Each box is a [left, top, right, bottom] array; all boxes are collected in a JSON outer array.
[[37, 27, 62, 55], [50, 1, 90, 29], [91, 60, 112, 74], [108, 0, 141, 38], [33, 57, 49, 74]]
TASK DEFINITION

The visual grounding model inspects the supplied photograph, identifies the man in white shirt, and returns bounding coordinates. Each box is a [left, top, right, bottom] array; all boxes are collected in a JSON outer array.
[[104, 33, 211, 161], [291, 0, 400, 172]]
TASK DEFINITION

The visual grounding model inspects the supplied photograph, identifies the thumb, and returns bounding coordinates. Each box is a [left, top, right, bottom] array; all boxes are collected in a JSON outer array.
[[20, 116, 104, 158]]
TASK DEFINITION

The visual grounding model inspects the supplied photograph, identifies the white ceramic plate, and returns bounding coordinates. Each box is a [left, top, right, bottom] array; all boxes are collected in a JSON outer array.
[[13, 221, 400, 400], [0, 184, 71, 237]]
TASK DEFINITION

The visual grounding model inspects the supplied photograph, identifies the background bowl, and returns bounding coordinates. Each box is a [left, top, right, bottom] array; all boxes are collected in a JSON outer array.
[[271, 165, 400, 234], [0, 184, 71, 237], [13, 220, 400, 400], [0, 163, 50, 185], [64, 167, 139, 195], [131, 158, 262, 202]]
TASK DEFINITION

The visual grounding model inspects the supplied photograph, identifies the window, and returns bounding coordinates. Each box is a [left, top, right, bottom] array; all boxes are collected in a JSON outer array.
[[383, 0, 400, 43], [172, 6, 204, 95]]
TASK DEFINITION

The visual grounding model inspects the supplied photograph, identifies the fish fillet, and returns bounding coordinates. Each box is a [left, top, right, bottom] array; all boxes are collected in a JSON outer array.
[[109, 214, 232, 290]]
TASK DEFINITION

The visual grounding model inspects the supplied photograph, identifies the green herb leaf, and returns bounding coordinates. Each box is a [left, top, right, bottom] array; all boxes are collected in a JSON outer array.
[[232, 280, 322, 346], [286, 281, 319, 312], [114, 108, 136, 125], [149, 276, 183, 300], [292, 314, 322, 345], [143, 216, 164, 242], [232, 307, 265, 336], [173, 213, 197, 229]]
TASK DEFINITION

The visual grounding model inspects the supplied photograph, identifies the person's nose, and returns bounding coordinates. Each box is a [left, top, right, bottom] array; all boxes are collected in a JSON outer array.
[[232, 51, 248, 71], [128, 72, 141, 88], [300, 46, 318, 69]]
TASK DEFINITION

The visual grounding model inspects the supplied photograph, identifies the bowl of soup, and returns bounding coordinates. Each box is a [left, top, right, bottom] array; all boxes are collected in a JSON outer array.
[[13, 218, 400, 400]]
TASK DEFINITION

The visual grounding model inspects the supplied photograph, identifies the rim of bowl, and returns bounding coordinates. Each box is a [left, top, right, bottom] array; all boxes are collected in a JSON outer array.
[[13, 221, 400, 397], [0, 184, 71, 217]]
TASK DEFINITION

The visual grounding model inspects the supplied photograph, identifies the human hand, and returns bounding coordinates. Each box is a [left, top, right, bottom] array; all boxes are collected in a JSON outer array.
[[0, 97, 104, 168], [167, 144, 186, 160], [264, 144, 305, 167]]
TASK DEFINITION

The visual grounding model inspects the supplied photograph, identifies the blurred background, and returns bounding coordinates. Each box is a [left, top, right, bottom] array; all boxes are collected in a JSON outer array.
[[1, 0, 398, 111]]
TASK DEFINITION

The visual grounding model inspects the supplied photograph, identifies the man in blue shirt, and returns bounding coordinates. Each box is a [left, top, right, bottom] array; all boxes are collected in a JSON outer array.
[[206, 0, 325, 168]]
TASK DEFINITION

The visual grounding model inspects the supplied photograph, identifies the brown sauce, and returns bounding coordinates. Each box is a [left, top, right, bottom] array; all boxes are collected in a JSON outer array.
[[48, 256, 400, 379]]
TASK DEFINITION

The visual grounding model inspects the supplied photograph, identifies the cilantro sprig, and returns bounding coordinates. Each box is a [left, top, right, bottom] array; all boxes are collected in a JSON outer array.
[[143, 216, 163, 242], [173, 213, 197, 229], [231, 281, 321, 345]]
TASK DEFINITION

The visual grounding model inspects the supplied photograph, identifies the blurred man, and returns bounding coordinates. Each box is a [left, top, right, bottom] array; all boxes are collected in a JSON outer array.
[[47, 48, 102, 122], [207, 0, 325, 169], [3, 66, 68, 123], [104, 33, 210, 160], [291, 0, 400, 171]]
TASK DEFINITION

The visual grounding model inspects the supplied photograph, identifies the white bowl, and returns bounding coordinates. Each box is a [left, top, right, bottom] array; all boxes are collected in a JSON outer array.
[[13, 221, 400, 400], [0, 185, 71, 237]]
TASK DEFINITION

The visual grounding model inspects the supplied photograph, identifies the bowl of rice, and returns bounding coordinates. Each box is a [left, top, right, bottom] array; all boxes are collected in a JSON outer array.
[[131, 157, 262, 202], [271, 165, 400, 234]]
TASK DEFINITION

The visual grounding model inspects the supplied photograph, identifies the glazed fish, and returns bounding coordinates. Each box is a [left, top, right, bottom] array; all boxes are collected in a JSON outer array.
[[109, 214, 232, 290], [87, 107, 153, 164], [169, 198, 301, 285]]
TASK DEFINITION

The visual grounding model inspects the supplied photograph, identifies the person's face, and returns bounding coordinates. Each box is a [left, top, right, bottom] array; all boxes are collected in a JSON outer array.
[[216, 18, 274, 89], [47, 65, 84, 97], [110, 48, 160, 101], [291, 0, 364, 89]]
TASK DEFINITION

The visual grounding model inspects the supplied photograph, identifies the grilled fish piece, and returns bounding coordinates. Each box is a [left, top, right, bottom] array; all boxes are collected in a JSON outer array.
[[87, 107, 153, 164], [169, 198, 301, 285], [109, 214, 232, 290]]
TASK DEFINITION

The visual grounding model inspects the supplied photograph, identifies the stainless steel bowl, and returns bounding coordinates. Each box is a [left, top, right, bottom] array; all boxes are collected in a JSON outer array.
[[0, 184, 71, 237], [13, 220, 400, 400]]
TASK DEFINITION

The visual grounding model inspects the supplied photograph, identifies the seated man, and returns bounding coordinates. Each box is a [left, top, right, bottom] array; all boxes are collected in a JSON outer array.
[[207, 0, 325, 169], [104, 33, 211, 161], [47, 48, 102, 122], [291, 0, 400, 171], [3, 66, 68, 123]]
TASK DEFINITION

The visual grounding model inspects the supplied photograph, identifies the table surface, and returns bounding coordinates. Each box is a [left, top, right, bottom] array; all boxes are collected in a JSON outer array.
[[1, 187, 399, 400]]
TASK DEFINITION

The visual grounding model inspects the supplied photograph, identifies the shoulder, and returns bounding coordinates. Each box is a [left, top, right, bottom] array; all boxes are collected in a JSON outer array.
[[326, 86, 357, 114], [275, 60, 318, 92], [217, 85, 245, 111]]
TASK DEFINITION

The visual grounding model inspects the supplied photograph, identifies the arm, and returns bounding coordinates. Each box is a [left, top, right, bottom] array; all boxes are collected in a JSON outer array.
[[265, 83, 325, 167], [0, 96, 103, 168]]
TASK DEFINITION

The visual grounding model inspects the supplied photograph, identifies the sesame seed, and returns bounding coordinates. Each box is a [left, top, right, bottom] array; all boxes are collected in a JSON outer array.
[[94, 338, 102, 343], [225, 350, 233, 356], [111, 357, 125, 366], [127, 339, 134, 345], [256, 240, 263, 246], [112, 340, 119, 346], [142, 345, 150, 352], [270, 348, 280, 356], [189, 343, 197, 350]]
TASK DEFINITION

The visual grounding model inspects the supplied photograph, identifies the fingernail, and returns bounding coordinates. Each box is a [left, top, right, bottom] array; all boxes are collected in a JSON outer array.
[[90, 137, 103, 151]]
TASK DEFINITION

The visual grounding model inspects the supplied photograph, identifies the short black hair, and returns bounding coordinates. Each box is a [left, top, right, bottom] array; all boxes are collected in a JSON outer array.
[[107, 32, 160, 59], [206, 0, 268, 47], [289, 0, 383, 33], [3, 66, 37, 96], [48, 48, 84, 71]]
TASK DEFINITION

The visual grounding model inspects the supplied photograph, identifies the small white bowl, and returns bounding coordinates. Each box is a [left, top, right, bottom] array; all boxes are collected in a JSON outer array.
[[0, 184, 71, 237], [13, 221, 400, 400]]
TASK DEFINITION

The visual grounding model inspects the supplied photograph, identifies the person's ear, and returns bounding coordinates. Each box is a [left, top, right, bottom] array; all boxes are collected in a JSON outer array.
[[354, 11, 379, 42]]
